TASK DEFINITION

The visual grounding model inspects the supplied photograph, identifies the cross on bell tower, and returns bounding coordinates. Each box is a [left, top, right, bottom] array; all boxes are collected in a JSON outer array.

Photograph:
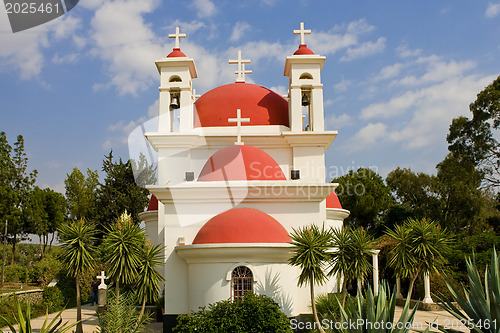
[[229, 50, 252, 83], [293, 22, 311, 45], [169, 26, 186, 49]]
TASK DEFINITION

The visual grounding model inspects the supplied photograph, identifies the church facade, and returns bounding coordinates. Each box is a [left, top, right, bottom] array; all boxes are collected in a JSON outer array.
[[139, 23, 350, 331]]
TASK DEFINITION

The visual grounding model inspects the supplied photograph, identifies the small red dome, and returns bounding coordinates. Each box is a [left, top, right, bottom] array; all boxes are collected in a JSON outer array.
[[167, 48, 187, 57], [192, 208, 291, 244], [293, 44, 315, 55], [147, 195, 158, 211], [194, 83, 289, 128], [326, 191, 342, 209], [198, 145, 286, 181]]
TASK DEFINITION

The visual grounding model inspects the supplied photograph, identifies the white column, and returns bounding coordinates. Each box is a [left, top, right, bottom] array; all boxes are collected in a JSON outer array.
[[396, 277, 403, 299], [372, 249, 380, 296], [289, 88, 302, 132], [423, 272, 433, 303]]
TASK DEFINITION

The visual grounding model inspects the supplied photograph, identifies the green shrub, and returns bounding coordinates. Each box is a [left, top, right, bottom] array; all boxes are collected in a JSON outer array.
[[174, 293, 292, 333], [42, 286, 65, 312], [97, 291, 152, 333], [316, 293, 343, 322], [436, 248, 500, 333], [3, 265, 27, 283], [31, 255, 61, 286]]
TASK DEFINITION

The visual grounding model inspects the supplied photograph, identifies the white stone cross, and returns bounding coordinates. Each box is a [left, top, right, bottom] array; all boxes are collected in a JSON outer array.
[[96, 271, 107, 289], [169, 26, 186, 49], [229, 50, 251, 83], [293, 22, 311, 45], [192, 89, 201, 101], [228, 109, 250, 145]]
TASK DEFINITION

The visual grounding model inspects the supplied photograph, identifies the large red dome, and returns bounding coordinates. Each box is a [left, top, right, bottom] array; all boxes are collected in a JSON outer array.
[[192, 208, 291, 244], [193, 83, 289, 128], [198, 145, 286, 181]]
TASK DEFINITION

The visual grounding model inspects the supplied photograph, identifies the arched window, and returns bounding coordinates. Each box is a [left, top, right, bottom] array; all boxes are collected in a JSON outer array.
[[231, 266, 253, 299], [299, 72, 313, 80], [169, 75, 182, 82]]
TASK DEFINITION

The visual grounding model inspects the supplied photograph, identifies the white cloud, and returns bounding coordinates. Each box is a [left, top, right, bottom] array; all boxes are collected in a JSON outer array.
[[373, 63, 404, 81], [192, 0, 217, 18], [361, 90, 422, 119], [486, 2, 500, 17], [341, 37, 386, 62], [326, 113, 353, 129], [88, 0, 165, 96], [0, 11, 80, 79], [397, 44, 422, 58], [52, 53, 78, 64], [334, 77, 352, 92], [349, 122, 388, 151], [230, 22, 251, 42]]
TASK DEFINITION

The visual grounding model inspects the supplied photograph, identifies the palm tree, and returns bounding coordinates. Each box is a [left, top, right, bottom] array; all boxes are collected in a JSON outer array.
[[289, 224, 331, 333], [348, 227, 374, 292], [386, 217, 452, 301], [103, 211, 145, 298], [58, 219, 97, 333], [329, 227, 352, 306], [329, 227, 374, 305], [135, 242, 165, 322]]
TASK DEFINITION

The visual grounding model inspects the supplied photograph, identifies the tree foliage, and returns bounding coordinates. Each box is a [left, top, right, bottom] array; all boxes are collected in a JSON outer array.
[[65, 167, 99, 222], [447, 75, 500, 188], [333, 168, 392, 231], [96, 152, 150, 232]]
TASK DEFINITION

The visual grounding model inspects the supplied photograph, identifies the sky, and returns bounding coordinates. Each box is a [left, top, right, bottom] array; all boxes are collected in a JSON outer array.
[[1, 0, 500, 194]]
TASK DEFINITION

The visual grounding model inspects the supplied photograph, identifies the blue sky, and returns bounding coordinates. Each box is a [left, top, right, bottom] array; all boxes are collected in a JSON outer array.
[[1, 0, 499, 193]]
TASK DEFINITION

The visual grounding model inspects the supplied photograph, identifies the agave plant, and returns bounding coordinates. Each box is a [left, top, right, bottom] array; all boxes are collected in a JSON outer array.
[[0, 296, 77, 333], [330, 282, 418, 333], [435, 248, 500, 333]]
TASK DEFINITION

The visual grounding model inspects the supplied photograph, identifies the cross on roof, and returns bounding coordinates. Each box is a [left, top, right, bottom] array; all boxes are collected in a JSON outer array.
[[192, 89, 201, 101], [169, 26, 186, 49], [96, 271, 107, 289], [229, 50, 251, 83], [293, 22, 311, 45], [228, 109, 250, 145]]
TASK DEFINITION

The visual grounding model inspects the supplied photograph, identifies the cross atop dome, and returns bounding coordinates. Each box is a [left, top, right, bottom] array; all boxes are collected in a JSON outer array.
[[293, 22, 311, 45], [229, 50, 252, 83], [169, 26, 186, 49]]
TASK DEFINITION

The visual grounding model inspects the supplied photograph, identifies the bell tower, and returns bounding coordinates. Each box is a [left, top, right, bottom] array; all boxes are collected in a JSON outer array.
[[284, 22, 326, 132], [155, 27, 197, 133]]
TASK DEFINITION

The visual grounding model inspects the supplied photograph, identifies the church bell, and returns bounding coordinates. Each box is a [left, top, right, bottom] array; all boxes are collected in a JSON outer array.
[[301, 92, 310, 106], [170, 94, 180, 109]]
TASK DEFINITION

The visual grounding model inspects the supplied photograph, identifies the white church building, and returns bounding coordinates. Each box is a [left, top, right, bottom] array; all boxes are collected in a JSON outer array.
[[139, 23, 350, 331]]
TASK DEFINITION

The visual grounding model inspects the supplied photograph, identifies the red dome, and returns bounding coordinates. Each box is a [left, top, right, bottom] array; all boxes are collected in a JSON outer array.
[[147, 195, 158, 211], [198, 145, 286, 181], [326, 191, 342, 209], [293, 44, 315, 55], [192, 208, 291, 244], [194, 83, 289, 128], [167, 48, 186, 57]]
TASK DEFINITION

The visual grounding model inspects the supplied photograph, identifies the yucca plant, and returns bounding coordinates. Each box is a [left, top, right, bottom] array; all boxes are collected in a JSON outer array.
[[435, 248, 500, 333], [0, 296, 77, 333], [330, 282, 418, 333]]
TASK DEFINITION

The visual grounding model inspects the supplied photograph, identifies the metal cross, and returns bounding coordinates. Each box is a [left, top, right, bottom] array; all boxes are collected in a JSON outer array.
[[192, 89, 201, 101], [229, 50, 251, 83], [169, 26, 186, 49], [293, 22, 311, 45], [228, 109, 250, 145]]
